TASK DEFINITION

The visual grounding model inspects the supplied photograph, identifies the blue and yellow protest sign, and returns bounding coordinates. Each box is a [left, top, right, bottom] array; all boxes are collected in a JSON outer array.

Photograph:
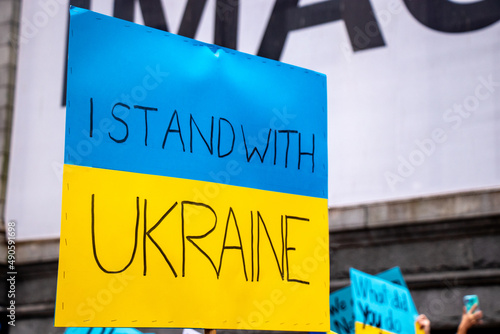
[[55, 7, 329, 331], [350, 269, 419, 334], [330, 267, 418, 334]]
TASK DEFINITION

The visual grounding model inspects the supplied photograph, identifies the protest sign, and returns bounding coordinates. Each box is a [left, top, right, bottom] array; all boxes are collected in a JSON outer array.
[[55, 7, 329, 331], [350, 269, 419, 334], [330, 267, 418, 334], [377, 267, 418, 316], [330, 285, 354, 334]]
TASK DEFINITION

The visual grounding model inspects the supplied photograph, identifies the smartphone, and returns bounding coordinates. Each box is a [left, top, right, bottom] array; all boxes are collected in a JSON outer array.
[[464, 295, 479, 313]]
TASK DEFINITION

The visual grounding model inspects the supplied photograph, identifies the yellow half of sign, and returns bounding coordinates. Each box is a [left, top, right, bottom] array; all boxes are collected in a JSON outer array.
[[55, 164, 329, 331], [354, 322, 397, 334]]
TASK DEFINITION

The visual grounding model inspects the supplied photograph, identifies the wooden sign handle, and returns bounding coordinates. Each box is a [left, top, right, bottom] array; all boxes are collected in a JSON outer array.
[[205, 329, 216, 334]]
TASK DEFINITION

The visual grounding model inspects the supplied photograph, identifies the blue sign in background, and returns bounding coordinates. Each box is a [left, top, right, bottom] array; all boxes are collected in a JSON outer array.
[[350, 268, 418, 334], [65, 7, 327, 198], [330, 285, 354, 334], [330, 267, 418, 334]]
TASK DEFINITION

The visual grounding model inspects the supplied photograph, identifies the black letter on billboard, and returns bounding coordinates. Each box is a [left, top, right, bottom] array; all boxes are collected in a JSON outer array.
[[403, 0, 500, 33], [258, 0, 385, 60], [113, 0, 168, 31], [215, 0, 239, 49]]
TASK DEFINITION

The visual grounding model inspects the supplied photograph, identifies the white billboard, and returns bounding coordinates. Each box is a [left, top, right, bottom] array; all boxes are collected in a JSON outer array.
[[6, 0, 500, 239]]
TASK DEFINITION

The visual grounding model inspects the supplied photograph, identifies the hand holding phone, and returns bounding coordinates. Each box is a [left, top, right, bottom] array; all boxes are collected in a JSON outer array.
[[458, 295, 483, 334], [463, 295, 479, 313]]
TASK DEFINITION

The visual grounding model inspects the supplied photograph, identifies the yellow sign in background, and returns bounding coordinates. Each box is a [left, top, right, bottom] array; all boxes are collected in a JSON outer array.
[[56, 165, 329, 330]]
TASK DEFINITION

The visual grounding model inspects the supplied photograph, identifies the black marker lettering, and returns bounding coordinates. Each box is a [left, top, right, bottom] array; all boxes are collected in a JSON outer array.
[[109, 103, 130, 143], [218, 117, 235, 158], [273, 129, 277, 165], [218, 207, 248, 280], [256, 211, 283, 281], [332, 317, 352, 334], [242, 126, 271, 163], [162, 110, 185, 151], [285, 215, 309, 284], [190, 114, 214, 154], [278, 130, 298, 168], [89, 97, 94, 138], [298, 133, 315, 172], [91, 194, 139, 273], [181, 201, 218, 277], [134, 105, 158, 146], [89, 194, 316, 283], [143, 198, 147, 276], [353, 275, 371, 299], [251, 211, 254, 282], [144, 201, 178, 277], [358, 302, 382, 328]]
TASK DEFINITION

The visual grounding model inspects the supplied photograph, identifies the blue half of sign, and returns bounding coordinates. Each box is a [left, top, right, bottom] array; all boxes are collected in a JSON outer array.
[[65, 7, 327, 199]]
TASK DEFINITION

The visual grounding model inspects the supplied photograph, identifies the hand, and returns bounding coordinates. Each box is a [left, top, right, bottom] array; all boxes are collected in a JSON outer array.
[[416, 314, 431, 334], [458, 304, 483, 334]]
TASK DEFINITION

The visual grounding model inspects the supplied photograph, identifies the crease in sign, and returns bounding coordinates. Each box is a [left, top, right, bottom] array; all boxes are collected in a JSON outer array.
[[69, 5, 86, 17]]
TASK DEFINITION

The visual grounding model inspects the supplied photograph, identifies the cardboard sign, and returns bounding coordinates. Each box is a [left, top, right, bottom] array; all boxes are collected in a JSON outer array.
[[55, 7, 329, 331], [330, 285, 354, 334], [376, 267, 418, 316], [350, 269, 418, 334], [330, 267, 417, 334]]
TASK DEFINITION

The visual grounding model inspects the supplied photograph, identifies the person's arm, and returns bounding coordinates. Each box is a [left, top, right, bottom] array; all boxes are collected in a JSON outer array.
[[416, 314, 431, 334], [457, 304, 483, 334]]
